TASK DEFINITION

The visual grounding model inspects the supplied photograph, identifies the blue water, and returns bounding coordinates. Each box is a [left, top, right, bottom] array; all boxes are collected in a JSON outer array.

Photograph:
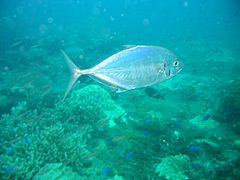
[[0, 0, 240, 179]]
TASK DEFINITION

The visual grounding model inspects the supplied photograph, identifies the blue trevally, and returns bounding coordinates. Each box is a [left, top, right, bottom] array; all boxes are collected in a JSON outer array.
[[61, 45, 183, 99]]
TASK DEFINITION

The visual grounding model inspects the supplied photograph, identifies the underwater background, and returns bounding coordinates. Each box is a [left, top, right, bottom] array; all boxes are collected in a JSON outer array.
[[0, 0, 240, 179]]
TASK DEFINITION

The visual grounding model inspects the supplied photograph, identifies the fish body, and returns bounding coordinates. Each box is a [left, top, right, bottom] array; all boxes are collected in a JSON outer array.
[[124, 151, 133, 161], [202, 114, 211, 121], [3, 165, 18, 173], [61, 46, 183, 99], [5, 149, 14, 155], [24, 137, 31, 145], [189, 146, 203, 152], [101, 167, 110, 177]]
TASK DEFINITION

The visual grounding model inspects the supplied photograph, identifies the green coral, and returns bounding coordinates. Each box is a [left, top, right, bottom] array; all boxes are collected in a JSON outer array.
[[0, 84, 126, 179], [0, 99, 92, 179], [155, 154, 194, 180], [55, 84, 125, 126]]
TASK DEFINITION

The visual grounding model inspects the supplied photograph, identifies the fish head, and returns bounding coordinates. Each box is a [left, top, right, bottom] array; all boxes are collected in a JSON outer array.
[[164, 58, 183, 78]]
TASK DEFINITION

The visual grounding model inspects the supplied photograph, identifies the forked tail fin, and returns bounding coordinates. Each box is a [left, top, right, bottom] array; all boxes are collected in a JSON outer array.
[[61, 49, 82, 100]]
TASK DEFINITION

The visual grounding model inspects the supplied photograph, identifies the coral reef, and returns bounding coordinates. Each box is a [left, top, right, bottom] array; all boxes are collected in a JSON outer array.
[[33, 163, 81, 180], [0, 93, 9, 114], [0, 4, 239, 179], [0, 92, 92, 179], [214, 79, 240, 135], [0, 83, 128, 179], [155, 154, 194, 180], [55, 84, 125, 127]]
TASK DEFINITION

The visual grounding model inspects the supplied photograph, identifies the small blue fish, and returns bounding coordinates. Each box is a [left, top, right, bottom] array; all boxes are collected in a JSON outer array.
[[202, 114, 211, 121], [191, 163, 200, 169], [24, 137, 31, 145], [124, 152, 134, 161], [5, 149, 14, 155], [97, 127, 104, 132], [189, 146, 202, 152], [101, 167, 110, 177], [3, 165, 17, 173]]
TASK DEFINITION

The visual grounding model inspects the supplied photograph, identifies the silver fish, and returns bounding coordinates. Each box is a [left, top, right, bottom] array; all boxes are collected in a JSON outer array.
[[61, 46, 183, 99]]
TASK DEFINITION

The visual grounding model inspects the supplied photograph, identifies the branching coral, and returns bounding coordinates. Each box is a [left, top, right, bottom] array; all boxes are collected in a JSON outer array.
[[55, 84, 125, 126], [0, 84, 126, 179], [0, 98, 92, 179]]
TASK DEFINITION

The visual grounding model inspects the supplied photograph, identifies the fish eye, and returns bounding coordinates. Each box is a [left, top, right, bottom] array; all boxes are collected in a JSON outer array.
[[173, 60, 179, 67]]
